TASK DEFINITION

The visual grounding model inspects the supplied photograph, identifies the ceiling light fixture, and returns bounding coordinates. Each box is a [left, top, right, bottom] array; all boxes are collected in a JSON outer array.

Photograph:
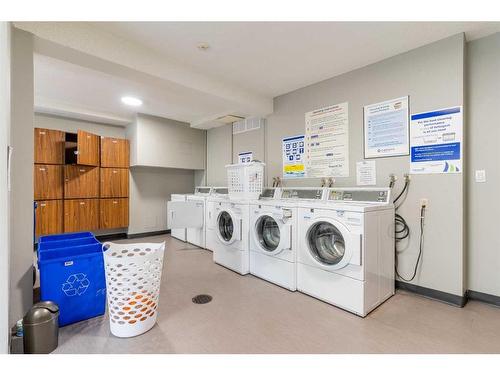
[[121, 96, 143, 107]]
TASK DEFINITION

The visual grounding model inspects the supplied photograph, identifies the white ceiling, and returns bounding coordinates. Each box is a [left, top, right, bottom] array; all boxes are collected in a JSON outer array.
[[30, 22, 500, 127], [92, 22, 500, 97]]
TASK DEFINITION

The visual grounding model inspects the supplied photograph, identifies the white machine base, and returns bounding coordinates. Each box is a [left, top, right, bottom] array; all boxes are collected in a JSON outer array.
[[250, 251, 296, 291], [297, 263, 393, 317], [214, 246, 249, 275]]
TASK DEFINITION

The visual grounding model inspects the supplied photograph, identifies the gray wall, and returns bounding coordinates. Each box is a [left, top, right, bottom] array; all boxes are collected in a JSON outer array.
[[232, 125, 266, 164], [128, 166, 195, 235], [9, 28, 34, 327], [266, 35, 465, 296], [0, 21, 11, 353], [207, 124, 232, 186], [466, 32, 500, 297], [130, 113, 206, 170]]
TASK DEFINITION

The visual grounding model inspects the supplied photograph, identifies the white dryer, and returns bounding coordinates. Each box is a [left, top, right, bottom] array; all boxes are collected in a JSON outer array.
[[296, 188, 395, 317], [208, 196, 251, 275], [249, 187, 324, 291], [167, 186, 213, 249]]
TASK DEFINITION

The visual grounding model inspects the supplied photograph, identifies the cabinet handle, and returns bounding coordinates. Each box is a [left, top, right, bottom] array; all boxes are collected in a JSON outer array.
[[39, 167, 46, 171], [79, 202, 85, 205], [40, 203, 46, 207], [39, 131, 46, 135], [79, 169, 86, 172], [113, 201, 118, 204], [113, 170, 118, 174], [112, 140, 118, 144], [87, 135, 91, 139]]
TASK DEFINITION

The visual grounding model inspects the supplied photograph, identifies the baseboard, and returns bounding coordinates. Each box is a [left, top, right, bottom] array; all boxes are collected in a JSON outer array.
[[467, 290, 500, 308], [396, 280, 467, 307], [95, 232, 128, 242], [127, 230, 170, 239]]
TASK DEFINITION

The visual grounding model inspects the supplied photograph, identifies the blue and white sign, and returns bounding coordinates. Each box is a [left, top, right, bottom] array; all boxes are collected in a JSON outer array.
[[364, 96, 409, 158], [410, 106, 462, 174], [238, 151, 253, 164], [282, 135, 306, 179]]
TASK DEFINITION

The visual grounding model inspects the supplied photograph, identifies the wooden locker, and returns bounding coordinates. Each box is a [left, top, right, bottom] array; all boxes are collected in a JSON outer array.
[[34, 164, 63, 200], [101, 137, 129, 168], [35, 200, 63, 237], [64, 199, 99, 232], [64, 165, 99, 199], [76, 129, 100, 166], [100, 168, 129, 198], [34, 128, 65, 164], [100, 198, 129, 229]]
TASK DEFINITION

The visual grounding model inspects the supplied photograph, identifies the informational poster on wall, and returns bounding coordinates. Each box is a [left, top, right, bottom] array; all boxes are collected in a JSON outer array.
[[356, 160, 376, 186], [410, 106, 462, 174], [282, 135, 305, 179], [305, 102, 349, 178], [238, 151, 253, 164], [363, 96, 409, 158]]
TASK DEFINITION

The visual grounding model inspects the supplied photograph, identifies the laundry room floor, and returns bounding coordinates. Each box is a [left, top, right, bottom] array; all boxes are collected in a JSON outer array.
[[53, 234, 500, 354]]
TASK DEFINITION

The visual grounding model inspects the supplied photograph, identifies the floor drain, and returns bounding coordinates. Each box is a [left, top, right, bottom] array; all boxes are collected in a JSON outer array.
[[192, 294, 212, 304]]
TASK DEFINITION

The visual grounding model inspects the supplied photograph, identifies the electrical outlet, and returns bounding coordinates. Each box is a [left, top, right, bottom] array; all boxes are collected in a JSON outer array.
[[420, 198, 428, 208]]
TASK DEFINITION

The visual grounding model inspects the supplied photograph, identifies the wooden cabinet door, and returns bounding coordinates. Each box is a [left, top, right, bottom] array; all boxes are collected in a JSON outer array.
[[64, 199, 99, 232], [101, 137, 129, 168], [64, 165, 99, 199], [34, 164, 63, 200], [100, 198, 129, 229], [34, 128, 65, 164], [35, 200, 63, 237], [100, 168, 129, 198], [77, 129, 100, 166]]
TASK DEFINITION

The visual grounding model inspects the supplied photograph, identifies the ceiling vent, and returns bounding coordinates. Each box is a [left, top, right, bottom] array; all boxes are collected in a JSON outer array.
[[233, 117, 265, 134], [216, 114, 245, 124]]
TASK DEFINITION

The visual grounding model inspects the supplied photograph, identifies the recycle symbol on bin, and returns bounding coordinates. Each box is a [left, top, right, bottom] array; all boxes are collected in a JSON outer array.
[[62, 273, 90, 296]]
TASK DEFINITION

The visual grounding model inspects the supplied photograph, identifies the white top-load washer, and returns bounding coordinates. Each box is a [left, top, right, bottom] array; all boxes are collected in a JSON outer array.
[[167, 186, 213, 248], [170, 194, 188, 242], [296, 187, 395, 317], [249, 187, 325, 291]]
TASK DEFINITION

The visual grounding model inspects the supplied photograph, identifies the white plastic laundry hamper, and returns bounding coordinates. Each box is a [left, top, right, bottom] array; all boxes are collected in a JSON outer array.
[[226, 161, 265, 200], [103, 241, 165, 338]]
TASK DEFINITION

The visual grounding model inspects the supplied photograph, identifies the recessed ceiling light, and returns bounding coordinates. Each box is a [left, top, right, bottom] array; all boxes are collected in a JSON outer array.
[[197, 42, 210, 51], [121, 96, 143, 107]]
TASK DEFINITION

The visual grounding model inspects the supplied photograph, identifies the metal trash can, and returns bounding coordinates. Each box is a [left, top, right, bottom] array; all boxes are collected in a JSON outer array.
[[23, 301, 59, 354]]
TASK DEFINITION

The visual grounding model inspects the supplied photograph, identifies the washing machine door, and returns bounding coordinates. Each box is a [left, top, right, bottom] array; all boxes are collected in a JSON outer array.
[[254, 213, 291, 255], [216, 209, 241, 245], [305, 218, 360, 270]]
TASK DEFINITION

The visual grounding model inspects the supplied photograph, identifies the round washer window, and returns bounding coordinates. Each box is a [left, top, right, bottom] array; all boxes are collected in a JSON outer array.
[[307, 221, 345, 265], [256, 215, 280, 251], [218, 211, 234, 242]]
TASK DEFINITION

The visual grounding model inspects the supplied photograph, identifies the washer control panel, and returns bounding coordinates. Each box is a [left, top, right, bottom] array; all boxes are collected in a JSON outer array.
[[328, 189, 390, 203], [281, 188, 324, 200]]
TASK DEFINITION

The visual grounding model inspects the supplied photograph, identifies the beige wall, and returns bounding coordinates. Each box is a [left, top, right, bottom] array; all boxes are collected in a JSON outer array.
[[466, 32, 500, 297], [128, 166, 195, 235], [232, 125, 266, 165], [130, 113, 206, 170], [267, 34, 465, 297], [9, 28, 34, 328], [207, 124, 232, 186], [0, 22, 11, 353]]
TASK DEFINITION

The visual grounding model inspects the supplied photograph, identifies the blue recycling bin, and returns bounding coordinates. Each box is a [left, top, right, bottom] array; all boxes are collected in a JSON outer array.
[[37, 234, 106, 326]]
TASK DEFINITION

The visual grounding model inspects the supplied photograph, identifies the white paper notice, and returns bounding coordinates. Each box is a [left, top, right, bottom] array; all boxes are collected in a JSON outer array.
[[305, 102, 349, 178], [356, 161, 376, 186], [364, 96, 409, 158]]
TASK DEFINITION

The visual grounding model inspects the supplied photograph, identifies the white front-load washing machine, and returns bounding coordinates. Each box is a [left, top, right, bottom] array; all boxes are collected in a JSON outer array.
[[296, 187, 395, 317], [205, 187, 229, 252], [208, 196, 252, 275], [167, 186, 213, 249], [249, 187, 325, 291]]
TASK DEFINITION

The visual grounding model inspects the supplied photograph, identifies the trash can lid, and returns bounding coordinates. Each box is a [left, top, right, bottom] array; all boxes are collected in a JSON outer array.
[[23, 301, 59, 325]]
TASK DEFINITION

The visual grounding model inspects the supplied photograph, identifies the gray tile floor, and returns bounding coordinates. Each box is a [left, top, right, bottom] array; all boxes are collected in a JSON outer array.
[[54, 234, 500, 354]]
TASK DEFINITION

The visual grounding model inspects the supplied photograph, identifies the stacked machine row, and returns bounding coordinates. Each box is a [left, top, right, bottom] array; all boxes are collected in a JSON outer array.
[[34, 127, 130, 237]]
